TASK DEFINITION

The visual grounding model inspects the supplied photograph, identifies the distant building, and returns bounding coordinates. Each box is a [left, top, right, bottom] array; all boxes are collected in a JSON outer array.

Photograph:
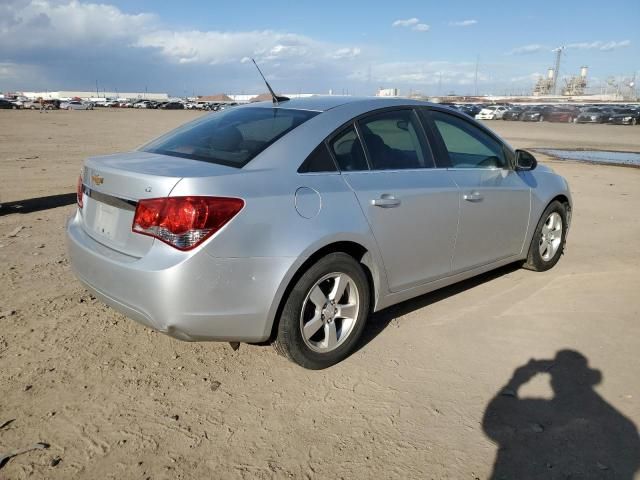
[[21, 91, 169, 101], [376, 88, 399, 97]]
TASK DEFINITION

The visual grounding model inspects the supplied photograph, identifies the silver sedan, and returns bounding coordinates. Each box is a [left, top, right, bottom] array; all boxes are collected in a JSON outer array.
[[67, 97, 572, 369], [61, 100, 94, 110]]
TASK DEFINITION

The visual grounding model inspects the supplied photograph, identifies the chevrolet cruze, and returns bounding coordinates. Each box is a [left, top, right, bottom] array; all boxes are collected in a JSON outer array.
[[67, 97, 572, 369]]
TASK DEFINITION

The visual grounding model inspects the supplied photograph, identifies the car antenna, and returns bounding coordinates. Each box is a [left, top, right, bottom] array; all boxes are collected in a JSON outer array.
[[251, 58, 289, 105]]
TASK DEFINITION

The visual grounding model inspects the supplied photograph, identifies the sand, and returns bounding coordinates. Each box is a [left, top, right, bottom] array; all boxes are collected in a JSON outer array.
[[1, 109, 639, 479]]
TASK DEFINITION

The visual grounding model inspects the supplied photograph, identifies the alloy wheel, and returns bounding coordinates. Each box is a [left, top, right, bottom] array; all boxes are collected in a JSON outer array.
[[299, 272, 360, 353], [539, 212, 563, 261]]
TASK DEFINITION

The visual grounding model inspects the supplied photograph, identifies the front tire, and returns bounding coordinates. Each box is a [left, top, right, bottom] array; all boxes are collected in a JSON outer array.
[[273, 253, 370, 369], [523, 201, 568, 272]]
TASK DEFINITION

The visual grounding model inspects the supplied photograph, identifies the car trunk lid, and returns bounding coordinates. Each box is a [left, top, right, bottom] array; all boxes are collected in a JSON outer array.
[[80, 151, 236, 257]]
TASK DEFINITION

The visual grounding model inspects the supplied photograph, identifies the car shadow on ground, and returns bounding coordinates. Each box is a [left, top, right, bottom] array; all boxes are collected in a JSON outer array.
[[0, 193, 76, 216], [358, 262, 521, 350], [482, 350, 640, 479]]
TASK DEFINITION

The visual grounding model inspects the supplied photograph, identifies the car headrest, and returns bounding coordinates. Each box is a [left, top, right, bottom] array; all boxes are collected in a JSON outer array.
[[210, 125, 243, 151]]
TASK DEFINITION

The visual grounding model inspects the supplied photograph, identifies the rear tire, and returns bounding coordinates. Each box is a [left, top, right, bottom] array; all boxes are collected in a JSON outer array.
[[273, 253, 370, 369], [523, 201, 568, 272]]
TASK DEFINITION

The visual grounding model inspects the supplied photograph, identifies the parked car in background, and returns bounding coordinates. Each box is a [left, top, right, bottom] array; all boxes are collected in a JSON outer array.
[[134, 100, 153, 109], [475, 105, 508, 120], [458, 104, 483, 118], [217, 103, 238, 111], [67, 96, 571, 369], [61, 100, 94, 110], [607, 108, 640, 125], [547, 107, 580, 123], [0, 99, 14, 109], [502, 106, 526, 121], [521, 106, 552, 122], [576, 107, 610, 124], [160, 101, 185, 110], [9, 99, 25, 109], [39, 100, 61, 110]]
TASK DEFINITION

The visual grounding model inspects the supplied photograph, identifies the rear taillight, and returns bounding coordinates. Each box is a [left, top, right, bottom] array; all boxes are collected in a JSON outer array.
[[132, 196, 244, 251], [77, 174, 84, 208]]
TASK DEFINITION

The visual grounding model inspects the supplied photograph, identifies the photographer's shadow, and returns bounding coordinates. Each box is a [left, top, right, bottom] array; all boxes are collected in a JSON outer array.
[[483, 350, 640, 479]]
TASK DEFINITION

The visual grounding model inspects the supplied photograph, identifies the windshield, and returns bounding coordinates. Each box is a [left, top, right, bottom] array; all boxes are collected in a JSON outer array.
[[142, 107, 319, 168]]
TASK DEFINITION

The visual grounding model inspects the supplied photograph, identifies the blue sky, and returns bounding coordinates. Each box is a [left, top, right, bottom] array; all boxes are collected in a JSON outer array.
[[1, 0, 638, 96]]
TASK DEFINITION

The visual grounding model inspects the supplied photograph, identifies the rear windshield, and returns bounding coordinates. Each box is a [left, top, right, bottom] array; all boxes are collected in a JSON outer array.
[[142, 107, 319, 168]]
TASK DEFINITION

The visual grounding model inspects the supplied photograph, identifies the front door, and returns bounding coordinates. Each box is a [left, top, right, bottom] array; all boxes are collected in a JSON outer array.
[[424, 109, 530, 271]]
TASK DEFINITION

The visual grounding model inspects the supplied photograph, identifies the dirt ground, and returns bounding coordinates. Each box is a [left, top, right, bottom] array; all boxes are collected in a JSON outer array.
[[1, 109, 639, 479]]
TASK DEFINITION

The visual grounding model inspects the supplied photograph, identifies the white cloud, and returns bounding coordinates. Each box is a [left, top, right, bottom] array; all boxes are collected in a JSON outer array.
[[449, 20, 477, 27], [509, 72, 543, 83], [566, 40, 631, 51], [331, 47, 362, 59], [392, 18, 419, 27], [349, 60, 484, 86], [508, 44, 547, 55], [0, 62, 44, 84], [0, 1, 362, 69], [135, 30, 361, 65], [392, 17, 429, 32], [0, 0, 156, 49]]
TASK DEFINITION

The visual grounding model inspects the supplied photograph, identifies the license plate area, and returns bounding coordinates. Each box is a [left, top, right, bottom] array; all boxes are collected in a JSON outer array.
[[94, 202, 119, 240]]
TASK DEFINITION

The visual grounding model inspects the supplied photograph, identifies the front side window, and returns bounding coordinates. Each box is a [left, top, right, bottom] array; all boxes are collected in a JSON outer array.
[[329, 126, 368, 171], [429, 111, 507, 169], [142, 107, 318, 168], [357, 110, 434, 170]]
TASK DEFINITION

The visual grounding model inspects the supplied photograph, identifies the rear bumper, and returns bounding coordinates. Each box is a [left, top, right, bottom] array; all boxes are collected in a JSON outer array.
[[66, 211, 295, 342]]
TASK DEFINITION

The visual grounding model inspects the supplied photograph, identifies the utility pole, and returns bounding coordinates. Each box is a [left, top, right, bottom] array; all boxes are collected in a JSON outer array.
[[96, 79, 99, 98], [474, 55, 479, 96]]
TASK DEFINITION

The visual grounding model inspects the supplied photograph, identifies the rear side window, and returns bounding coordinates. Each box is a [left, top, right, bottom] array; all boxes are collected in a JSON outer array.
[[329, 126, 368, 171], [428, 111, 506, 169], [142, 107, 318, 168], [358, 110, 434, 170], [298, 143, 337, 173]]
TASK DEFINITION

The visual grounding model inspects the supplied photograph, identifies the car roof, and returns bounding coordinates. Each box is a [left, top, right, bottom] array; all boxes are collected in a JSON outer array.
[[246, 95, 430, 113]]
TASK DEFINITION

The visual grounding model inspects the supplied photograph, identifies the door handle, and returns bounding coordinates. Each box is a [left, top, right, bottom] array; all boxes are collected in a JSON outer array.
[[463, 191, 483, 202], [371, 194, 401, 208]]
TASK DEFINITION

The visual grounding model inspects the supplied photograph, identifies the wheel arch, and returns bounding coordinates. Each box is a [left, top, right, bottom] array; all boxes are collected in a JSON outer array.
[[265, 240, 384, 343], [549, 194, 572, 227]]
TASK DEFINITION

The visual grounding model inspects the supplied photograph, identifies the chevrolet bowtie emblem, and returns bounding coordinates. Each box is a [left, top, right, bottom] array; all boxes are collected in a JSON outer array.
[[91, 174, 104, 185]]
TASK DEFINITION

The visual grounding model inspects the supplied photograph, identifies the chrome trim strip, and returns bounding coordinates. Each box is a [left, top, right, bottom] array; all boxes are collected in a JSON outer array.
[[83, 185, 137, 211]]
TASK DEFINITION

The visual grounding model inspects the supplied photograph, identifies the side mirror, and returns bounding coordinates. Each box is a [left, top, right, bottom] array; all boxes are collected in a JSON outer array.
[[515, 149, 537, 171]]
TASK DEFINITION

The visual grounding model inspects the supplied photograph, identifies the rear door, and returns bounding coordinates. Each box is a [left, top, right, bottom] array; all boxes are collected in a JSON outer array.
[[422, 109, 530, 271], [334, 108, 460, 292]]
